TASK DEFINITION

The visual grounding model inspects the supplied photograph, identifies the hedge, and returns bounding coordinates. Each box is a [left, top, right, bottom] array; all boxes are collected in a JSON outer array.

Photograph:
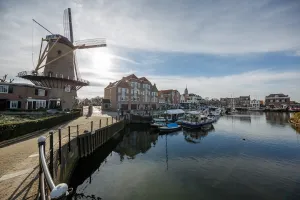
[[0, 112, 81, 142]]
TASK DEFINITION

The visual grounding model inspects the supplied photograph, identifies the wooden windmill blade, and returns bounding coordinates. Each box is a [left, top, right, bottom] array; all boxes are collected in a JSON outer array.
[[74, 38, 107, 49]]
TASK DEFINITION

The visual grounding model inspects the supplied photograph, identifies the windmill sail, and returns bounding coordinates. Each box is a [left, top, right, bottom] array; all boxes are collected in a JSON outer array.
[[74, 38, 107, 49], [63, 8, 74, 43]]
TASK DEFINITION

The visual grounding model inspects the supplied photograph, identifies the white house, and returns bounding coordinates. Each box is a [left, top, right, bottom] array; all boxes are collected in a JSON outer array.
[[250, 99, 260, 109]]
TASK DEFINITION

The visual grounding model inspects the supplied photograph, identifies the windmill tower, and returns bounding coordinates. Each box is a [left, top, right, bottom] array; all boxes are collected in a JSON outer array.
[[18, 8, 106, 110]]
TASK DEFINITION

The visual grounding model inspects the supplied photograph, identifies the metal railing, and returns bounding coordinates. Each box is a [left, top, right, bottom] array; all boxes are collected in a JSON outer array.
[[38, 136, 72, 200], [17, 71, 89, 84]]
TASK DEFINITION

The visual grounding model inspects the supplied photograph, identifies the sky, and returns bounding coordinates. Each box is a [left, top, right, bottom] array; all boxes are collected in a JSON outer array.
[[0, 0, 300, 101]]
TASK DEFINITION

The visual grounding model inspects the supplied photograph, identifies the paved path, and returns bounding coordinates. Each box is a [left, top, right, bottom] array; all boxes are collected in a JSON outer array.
[[0, 107, 117, 200]]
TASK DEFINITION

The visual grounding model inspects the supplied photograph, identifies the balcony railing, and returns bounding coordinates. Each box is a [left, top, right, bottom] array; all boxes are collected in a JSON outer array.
[[17, 71, 89, 84]]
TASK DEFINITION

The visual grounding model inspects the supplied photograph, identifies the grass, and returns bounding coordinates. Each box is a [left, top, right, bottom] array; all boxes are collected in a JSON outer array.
[[290, 112, 300, 124], [0, 114, 60, 125]]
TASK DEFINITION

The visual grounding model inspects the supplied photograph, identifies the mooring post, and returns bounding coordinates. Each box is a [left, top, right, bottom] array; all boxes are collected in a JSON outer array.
[[68, 126, 71, 152], [49, 131, 54, 178], [77, 124, 79, 137], [58, 128, 62, 164], [78, 137, 82, 158]]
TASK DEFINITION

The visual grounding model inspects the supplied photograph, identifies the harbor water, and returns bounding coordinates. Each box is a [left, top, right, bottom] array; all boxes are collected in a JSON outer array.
[[69, 112, 300, 200]]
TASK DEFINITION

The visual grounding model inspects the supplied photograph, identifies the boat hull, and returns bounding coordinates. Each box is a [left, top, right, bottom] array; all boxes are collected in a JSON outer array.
[[181, 120, 215, 130], [159, 126, 182, 133]]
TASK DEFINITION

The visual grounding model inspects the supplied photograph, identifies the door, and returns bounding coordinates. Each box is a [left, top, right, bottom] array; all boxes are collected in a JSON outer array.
[[33, 101, 36, 110], [28, 101, 33, 110], [0, 99, 6, 111]]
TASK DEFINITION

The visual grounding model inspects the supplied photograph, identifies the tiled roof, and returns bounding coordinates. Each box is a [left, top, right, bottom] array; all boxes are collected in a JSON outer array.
[[105, 81, 119, 88], [0, 82, 51, 89], [124, 74, 138, 80], [139, 77, 151, 83], [266, 93, 288, 97]]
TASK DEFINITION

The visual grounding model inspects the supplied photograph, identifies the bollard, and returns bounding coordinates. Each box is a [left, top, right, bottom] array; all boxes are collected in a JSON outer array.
[[68, 126, 71, 152], [58, 129, 62, 164], [91, 121, 93, 133], [99, 119, 101, 128], [49, 131, 54, 178], [77, 125, 79, 137], [107, 118, 108, 126]]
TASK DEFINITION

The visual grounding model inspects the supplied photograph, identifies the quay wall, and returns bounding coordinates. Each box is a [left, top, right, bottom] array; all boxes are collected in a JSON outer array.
[[50, 120, 126, 184]]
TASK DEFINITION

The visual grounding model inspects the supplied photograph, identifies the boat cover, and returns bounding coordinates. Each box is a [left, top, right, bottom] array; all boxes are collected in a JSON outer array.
[[164, 109, 185, 115], [167, 123, 178, 128]]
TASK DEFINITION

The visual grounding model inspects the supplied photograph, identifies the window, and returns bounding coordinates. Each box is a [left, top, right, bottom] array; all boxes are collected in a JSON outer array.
[[0, 85, 9, 93], [118, 88, 121, 93], [38, 89, 45, 96], [10, 101, 18, 109], [65, 85, 71, 92]]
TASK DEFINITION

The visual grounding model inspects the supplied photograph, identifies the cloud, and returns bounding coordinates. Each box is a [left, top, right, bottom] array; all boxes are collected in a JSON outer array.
[[0, 0, 300, 100], [148, 69, 300, 100]]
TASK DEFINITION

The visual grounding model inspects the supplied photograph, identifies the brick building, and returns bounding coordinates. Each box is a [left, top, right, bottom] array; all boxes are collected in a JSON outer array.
[[103, 74, 159, 111], [158, 89, 181, 107], [0, 82, 56, 111], [220, 95, 251, 107], [265, 93, 290, 107]]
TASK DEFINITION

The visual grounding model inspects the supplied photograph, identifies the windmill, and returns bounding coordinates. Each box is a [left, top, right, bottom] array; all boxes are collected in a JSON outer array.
[[18, 8, 106, 110]]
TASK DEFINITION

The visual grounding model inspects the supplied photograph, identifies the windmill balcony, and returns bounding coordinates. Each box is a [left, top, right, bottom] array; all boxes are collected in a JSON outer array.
[[17, 71, 89, 86]]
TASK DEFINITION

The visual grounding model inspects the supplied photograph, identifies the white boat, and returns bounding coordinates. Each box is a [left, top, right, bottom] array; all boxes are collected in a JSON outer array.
[[181, 112, 216, 130], [248, 107, 265, 111], [163, 109, 185, 122], [159, 123, 182, 133], [208, 106, 222, 116]]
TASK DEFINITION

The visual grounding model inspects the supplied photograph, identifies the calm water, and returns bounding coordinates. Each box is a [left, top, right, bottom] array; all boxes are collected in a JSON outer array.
[[70, 112, 300, 200]]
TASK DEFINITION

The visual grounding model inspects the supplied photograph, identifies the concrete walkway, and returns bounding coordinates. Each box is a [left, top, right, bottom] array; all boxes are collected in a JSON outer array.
[[0, 107, 116, 200]]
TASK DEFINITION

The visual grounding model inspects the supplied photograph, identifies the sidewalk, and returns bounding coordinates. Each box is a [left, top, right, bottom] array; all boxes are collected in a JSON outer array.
[[0, 107, 116, 200]]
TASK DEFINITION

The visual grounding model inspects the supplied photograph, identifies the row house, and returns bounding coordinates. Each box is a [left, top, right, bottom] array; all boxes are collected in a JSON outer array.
[[103, 74, 159, 111], [158, 90, 181, 106], [239, 95, 251, 107], [220, 96, 251, 107], [0, 82, 58, 111], [265, 93, 290, 107]]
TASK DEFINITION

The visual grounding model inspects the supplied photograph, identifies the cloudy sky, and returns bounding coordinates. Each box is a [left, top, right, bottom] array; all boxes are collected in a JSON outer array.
[[1, 0, 300, 100]]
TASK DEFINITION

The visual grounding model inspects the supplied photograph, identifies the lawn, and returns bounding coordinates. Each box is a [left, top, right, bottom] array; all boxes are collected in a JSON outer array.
[[0, 114, 58, 125]]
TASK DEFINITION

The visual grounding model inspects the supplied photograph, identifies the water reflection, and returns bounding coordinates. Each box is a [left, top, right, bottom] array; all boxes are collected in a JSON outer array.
[[114, 129, 159, 160], [225, 115, 252, 124], [70, 115, 300, 200], [265, 112, 290, 125], [183, 125, 214, 144]]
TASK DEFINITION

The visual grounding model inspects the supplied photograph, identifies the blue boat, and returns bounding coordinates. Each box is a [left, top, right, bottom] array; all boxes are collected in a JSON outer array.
[[159, 123, 182, 133]]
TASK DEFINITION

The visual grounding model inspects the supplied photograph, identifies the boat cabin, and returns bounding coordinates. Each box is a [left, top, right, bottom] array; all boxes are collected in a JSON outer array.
[[163, 109, 185, 121]]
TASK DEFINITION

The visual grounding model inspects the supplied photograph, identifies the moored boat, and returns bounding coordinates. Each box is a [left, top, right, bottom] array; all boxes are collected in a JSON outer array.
[[181, 112, 216, 130], [159, 123, 182, 133]]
